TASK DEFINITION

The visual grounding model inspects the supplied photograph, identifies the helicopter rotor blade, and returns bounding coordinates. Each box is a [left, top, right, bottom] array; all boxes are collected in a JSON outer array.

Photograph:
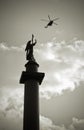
[[53, 17, 60, 21], [41, 19, 49, 22], [48, 15, 51, 21], [53, 22, 58, 25]]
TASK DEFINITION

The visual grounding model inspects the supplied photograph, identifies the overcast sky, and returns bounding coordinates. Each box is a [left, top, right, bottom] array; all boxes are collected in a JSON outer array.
[[0, 0, 84, 130]]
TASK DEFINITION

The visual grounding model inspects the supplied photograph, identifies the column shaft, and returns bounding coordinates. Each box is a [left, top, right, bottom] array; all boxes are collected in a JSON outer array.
[[23, 80, 39, 130]]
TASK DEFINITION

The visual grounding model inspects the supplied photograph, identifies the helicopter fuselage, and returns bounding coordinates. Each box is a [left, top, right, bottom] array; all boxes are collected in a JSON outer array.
[[47, 20, 53, 26]]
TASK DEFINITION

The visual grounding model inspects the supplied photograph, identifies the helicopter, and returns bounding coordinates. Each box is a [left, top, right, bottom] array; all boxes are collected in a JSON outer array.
[[41, 15, 59, 28]]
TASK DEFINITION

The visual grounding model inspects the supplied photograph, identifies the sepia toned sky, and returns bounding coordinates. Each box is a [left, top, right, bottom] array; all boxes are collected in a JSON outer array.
[[0, 0, 84, 130], [0, 0, 84, 44]]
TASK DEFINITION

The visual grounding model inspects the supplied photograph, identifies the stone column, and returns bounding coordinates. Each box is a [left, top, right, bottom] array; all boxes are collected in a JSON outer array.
[[20, 60, 45, 130]]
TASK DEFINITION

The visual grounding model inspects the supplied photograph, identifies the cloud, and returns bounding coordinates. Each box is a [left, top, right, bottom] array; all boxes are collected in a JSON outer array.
[[35, 39, 84, 99], [40, 116, 56, 130], [0, 39, 84, 99], [41, 116, 84, 130], [0, 87, 63, 130], [0, 87, 23, 130], [40, 116, 67, 130], [0, 42, 25, 52], [0, 87, 84, 130], [69, 118, 84, 130], [0, 43, 9, 50]]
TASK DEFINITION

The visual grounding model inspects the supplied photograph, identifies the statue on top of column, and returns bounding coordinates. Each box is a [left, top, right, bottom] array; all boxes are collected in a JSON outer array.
[[25, 34, 37, 61]]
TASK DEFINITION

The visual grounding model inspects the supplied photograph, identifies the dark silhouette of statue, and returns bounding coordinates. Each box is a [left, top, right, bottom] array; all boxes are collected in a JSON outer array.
[[25, 34, 37, 61]]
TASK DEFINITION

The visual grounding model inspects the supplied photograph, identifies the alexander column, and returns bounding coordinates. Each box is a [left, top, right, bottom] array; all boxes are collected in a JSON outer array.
[[20, 34, 45, 130]]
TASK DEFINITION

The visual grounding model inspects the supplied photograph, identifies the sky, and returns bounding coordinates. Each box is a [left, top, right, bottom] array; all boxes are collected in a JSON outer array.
[[0, 0, 84, 130]]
